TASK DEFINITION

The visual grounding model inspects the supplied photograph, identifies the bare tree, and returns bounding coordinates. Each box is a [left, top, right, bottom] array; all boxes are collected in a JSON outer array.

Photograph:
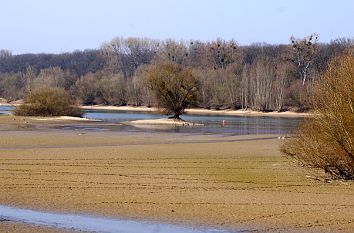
[[99, 73, 127, 106], [33, 67, 66, 90], [249, 58, 275, 111], [0, 49, 12, 58], [274, 62, 291, 111], [155, 39, 189, 65], [101, 37, 159, 78], [290, 33, 319, 85], [24, 66, 37, 97]]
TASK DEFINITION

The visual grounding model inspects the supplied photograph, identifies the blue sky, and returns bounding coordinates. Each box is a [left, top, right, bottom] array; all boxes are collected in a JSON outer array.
[[1, 0, 354, 54]]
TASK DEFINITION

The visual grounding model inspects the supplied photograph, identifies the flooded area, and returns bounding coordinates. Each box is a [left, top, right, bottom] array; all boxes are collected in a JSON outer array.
[[0, 205, 235, 233]]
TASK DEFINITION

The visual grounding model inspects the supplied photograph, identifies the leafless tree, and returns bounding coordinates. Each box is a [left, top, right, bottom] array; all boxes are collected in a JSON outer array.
[[290, 34, 319, 85]]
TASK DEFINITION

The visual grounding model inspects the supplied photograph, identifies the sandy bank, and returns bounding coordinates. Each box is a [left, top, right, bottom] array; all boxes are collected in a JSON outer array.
[[126, 118, 204, 126], [0, 103, 14, 106], [2, 103, 311, 118], [185, 108, 312, 118], [30, 116, 102, 122], [81, 105, 311, 118], [0, 100, 22, 106]]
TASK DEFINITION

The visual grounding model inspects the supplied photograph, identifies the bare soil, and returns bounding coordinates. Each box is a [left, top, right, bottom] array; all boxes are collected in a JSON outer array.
[[0, 115, 352, 233]]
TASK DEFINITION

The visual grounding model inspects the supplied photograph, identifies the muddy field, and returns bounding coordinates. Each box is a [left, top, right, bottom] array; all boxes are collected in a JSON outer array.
[[0, 116, 353, 232]]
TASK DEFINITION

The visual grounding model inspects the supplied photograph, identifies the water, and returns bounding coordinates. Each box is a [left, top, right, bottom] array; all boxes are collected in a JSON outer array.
[[0, 105, 13, 115], [0, 106, 301, 135], [84, 109, 301, 135], [0, 205, 235, 233]]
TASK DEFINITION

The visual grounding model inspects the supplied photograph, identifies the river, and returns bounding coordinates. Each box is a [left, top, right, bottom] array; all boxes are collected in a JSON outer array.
[[0, 106, 301, 135]]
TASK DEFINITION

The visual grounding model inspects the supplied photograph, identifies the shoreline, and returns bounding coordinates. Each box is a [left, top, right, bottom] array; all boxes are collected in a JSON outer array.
[[0, 204, 225, 233], [1, 103, 312, 118], [81, 105, 312, 118], [29, 116, 102, 122]]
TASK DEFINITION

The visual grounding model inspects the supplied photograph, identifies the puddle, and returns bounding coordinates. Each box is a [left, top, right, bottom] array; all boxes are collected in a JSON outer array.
[[0, 205, 236, 233]]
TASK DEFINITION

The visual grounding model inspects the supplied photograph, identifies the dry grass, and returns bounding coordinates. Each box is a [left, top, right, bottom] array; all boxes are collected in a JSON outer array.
[[0, 119, 353, 232]]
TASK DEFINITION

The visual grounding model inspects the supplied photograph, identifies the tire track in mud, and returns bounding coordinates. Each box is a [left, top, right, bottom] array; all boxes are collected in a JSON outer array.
[[1, 157, 349, 195], [1, 138, 353, 233]]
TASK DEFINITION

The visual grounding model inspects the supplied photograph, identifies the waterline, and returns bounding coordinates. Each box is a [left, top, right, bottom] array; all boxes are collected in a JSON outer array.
[[0, 205, 235, 233]]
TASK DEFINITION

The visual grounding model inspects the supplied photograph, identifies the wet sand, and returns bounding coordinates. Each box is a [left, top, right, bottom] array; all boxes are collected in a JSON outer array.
[[0, 116, 353, 233], [0, 221, 75, 233]]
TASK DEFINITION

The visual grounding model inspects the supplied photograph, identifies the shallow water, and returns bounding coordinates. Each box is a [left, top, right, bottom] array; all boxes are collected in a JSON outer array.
[[0, 105, 13, 115], [0, 205, 235, 233], [0, 106, 301, 135], [84, 110, 301, 135]]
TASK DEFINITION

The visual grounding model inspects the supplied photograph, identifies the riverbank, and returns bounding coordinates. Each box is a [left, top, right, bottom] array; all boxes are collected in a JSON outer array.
[[81, 105, 312, 118], [1, 102, 312, 118], [0, 125, 353, 232]]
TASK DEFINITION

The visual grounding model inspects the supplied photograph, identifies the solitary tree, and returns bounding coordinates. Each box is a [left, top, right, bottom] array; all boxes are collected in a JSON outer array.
[[282, 51, 354, 180], [145, 62, 200, 119]]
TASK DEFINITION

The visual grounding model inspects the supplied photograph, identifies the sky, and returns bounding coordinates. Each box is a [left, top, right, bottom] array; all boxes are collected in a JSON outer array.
[[1, 0, 354, 54]]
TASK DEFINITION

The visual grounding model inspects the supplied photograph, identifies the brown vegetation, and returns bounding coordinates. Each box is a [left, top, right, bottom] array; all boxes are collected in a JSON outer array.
[[282, 51, 354, 179], [14, 88, 82, 117], [144, 62, 200, 118], [1, 36, 353, 111]]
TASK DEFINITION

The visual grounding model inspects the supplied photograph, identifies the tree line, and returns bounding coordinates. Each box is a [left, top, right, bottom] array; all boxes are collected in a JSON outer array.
[[0, 36, 353, 111]]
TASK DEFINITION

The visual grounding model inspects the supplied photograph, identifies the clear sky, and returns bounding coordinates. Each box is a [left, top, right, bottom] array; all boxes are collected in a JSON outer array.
[[1, 0, 354, 54]]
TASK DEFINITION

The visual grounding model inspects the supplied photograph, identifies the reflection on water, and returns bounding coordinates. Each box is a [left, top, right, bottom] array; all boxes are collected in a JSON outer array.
[[84, 110, 301, 135], [0, 205, 235, 233], [0, 106, 302, 135]]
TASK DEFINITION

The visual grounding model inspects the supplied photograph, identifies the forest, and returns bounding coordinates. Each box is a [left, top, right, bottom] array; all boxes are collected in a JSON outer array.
[[0, 35, 352, 112]]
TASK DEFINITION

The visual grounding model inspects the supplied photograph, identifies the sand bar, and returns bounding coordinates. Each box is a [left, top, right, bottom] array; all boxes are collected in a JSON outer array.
[[126, 118, 204, 126]]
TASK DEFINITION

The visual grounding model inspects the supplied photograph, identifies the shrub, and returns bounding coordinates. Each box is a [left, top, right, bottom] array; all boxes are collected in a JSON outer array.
[[15, 88, 83, 117], [145, 61, 200, 119], [282, 51, 354, 180]]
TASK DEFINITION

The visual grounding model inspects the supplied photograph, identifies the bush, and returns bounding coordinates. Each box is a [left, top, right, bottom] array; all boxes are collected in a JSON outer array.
[[282, 51, 354, 180], [15, 88, 83, 117]]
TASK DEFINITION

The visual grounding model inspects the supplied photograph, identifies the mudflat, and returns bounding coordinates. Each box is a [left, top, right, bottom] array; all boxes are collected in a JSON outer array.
[[0, 116, 353, 232], [0, 221, 74, 233]]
